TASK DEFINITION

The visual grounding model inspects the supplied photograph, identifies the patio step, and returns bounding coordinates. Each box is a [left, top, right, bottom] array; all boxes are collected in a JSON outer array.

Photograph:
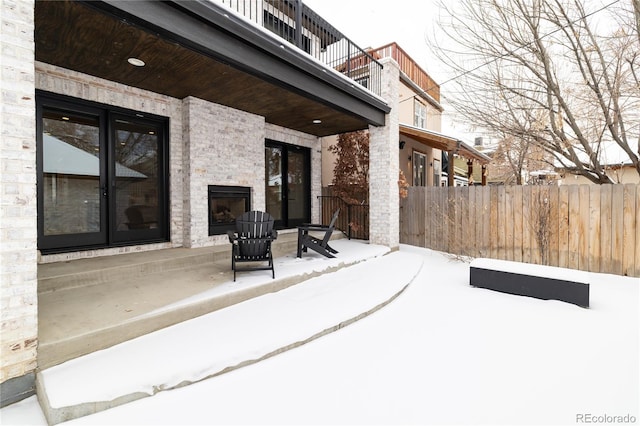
[[37, 232, 345, 370]]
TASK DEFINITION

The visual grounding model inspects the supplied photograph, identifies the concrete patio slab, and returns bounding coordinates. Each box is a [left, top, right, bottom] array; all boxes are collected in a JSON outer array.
[[35, 241, 424, 425]]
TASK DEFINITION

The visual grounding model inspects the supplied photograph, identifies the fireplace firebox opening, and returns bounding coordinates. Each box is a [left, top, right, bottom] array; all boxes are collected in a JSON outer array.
[[208, 185, 251, 235]]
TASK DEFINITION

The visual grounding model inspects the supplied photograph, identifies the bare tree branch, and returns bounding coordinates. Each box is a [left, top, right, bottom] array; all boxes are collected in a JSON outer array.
[[429, 0, 640, 184]]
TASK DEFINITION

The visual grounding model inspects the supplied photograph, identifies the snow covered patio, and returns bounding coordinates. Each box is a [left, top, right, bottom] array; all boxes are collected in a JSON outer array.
[[6, 244, 638, 425], [37, 238, 400, 424], [36, 233, 385, 370]]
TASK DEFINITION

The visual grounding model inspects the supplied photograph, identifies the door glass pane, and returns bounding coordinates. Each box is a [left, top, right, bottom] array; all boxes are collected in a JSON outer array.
[[433, 158, 442, 187], [265, 146, 283, 221], [113, 119, 160, 231], [287, 150, 308, 223], [413, 152, 427, 186], [42, 111, 101, 236]]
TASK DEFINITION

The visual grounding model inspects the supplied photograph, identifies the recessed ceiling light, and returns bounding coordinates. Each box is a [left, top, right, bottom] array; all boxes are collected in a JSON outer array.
[[312, 119, 322, 124], [127, 57, 145, 67]]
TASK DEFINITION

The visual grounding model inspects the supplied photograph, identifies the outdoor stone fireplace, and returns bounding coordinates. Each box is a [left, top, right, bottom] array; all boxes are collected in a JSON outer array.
[[208, 185, 251, 235]]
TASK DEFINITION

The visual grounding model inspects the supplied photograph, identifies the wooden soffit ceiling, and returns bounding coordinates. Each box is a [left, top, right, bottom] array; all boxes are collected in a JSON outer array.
[[34, 0, 388, 137]]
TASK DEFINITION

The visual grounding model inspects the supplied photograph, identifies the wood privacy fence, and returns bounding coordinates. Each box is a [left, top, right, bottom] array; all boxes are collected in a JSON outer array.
[[400, 184, 640, 278], [318, 195, 370, 240]]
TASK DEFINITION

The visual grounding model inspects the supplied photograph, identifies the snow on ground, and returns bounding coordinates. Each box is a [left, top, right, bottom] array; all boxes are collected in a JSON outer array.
[[41, 241, 409, 409], [2, 244, 638, 425]]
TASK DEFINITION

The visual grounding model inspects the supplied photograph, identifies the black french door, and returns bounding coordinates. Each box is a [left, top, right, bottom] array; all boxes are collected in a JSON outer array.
[[265, 140, 311, 229], [37, 93, 169, 253]]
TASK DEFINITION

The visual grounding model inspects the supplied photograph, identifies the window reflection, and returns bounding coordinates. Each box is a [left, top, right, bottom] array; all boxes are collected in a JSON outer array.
[[114, 120, 159, 231], [42, 111, 101, 235]]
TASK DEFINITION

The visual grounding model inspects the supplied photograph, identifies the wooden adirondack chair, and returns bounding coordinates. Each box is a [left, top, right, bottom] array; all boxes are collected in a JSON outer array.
[[227, 211, 277, 281], [296, 208, 340, 258]]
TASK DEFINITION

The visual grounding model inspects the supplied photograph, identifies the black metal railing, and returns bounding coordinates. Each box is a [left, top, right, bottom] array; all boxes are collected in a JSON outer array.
[[318, 195, 369, 240], [217, 0, 382, 96]]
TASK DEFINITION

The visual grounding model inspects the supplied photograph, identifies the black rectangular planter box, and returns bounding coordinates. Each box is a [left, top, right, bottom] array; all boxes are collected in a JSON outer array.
[[470, 259, 589, 308]]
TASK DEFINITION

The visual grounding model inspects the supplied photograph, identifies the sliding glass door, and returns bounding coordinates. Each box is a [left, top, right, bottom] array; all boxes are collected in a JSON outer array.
[[265, 140, 310, 229], [39, 104, 107, 250], [37, 93, 168, 253], [111, 114, 166, 244]]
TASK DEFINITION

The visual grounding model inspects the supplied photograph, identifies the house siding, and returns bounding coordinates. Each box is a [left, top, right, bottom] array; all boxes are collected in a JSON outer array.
[[0, 0, 38, 404], [321, 48, 445, 190]]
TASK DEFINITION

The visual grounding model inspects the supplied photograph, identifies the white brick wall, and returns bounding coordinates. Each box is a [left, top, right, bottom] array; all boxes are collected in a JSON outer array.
[[1, 0, 38, 387], [180, 100, 322, 249], [33, 65, 323, 255], [35, 63, 185, 263], [183, 97, 267, 248], [369, 58, 400, 249], [1, 13, 325, 394]]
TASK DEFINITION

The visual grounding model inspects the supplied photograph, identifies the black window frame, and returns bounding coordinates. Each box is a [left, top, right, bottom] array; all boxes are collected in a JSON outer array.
[[265, 139, 311, 229], [36, 91, 170, 254]]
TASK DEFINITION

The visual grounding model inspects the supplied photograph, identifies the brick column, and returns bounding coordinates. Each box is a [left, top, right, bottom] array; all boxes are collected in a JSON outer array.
[[182, 97, 265, 248], [369, 58, 399, 250], [0, 0, 38, 406]]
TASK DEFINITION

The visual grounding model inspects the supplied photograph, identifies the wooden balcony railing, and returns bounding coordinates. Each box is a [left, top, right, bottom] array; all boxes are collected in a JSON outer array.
[[369, 42, 440, 102]]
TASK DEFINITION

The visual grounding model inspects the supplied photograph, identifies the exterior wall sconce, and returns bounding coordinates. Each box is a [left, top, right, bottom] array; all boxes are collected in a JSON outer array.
[[399, 141, 406, 149]]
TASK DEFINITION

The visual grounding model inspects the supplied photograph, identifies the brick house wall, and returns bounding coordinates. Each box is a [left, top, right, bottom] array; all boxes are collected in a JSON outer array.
[[0, 0, 38, 406], [2, 57, 327, 404], [181, 98, 322, 248], [35, 68, 323, 254], [35, 62, 185, 263], [0, 1, 396, 407], [182, 96, 267, 248]]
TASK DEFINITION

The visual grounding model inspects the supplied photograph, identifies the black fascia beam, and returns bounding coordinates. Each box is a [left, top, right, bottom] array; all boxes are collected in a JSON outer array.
[[89, 0, 389, 127]]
